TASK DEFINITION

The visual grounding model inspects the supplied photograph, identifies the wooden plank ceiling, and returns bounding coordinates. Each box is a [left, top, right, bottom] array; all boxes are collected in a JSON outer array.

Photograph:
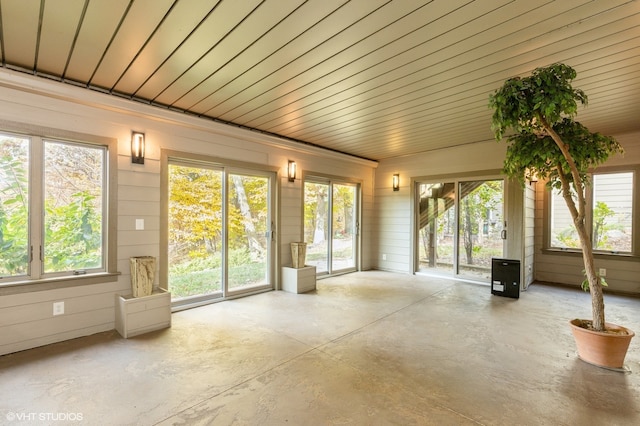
[[0, 0, 639, 161]]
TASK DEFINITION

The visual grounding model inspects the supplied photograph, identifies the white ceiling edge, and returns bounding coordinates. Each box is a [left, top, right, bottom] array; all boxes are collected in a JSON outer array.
[[0, 68, 379, 168]]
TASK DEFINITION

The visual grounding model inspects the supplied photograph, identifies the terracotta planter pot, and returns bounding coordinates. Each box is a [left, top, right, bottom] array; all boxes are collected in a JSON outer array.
[[569, 319, 635, 369]]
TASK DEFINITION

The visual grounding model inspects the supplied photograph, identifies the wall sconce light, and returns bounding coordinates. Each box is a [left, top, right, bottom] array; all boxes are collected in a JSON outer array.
[[288, 160, 297, 182], [392, 174, 400, 191], [526, 170, 538, 185], [131, 131, 145, 164]]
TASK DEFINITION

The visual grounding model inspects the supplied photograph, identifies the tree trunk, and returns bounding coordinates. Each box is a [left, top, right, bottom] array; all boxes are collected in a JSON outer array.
[[428, 200, 437, 267], [230, 175, 264, 259], [463, 197, 473, 264], [545, 121, 606, 331], [314, 188, 327, 244], [567, 193, 605, 331], [580, 224, 606, 331]]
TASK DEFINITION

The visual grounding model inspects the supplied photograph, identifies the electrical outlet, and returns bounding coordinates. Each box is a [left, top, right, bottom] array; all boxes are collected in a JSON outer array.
[[599, 268, 606, 277], [135, 219, 145, 230], [53, 301, 64, 316], [382, 254, 387, 260]]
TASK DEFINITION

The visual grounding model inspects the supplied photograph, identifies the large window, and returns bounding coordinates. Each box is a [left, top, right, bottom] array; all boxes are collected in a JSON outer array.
[[0, 132, 107, 283], [549, 170, 635, 254]]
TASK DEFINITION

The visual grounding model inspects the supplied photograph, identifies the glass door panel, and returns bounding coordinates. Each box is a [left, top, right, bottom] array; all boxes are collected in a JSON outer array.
[[304, 179, 359, 276], [457, 179, 504, 281], [331, 183, 356, 271], [168, 162, 274, 306], [417, 182, 455, 275], [304, 182, 329, 273], [227, 173, 270, 292], [168, 164, 223, 301], [417, 178, 504, 283]]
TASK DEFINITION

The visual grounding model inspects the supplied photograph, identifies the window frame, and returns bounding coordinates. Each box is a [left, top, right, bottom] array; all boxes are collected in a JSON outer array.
[[40, 138, 108, 278], [0, 121, 117, 294], [160, 149, 279, 307], [303, 172, 362, 277], [544, 165, 639, 259]]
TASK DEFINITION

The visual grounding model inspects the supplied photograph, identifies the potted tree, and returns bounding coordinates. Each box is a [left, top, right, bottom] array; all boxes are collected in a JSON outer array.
[[489, 63, 634, 369]]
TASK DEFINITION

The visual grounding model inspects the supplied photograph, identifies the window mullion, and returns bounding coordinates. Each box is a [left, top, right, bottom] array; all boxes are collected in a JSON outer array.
[[29, 136, 44, 279], [585, 176, 594, 240]]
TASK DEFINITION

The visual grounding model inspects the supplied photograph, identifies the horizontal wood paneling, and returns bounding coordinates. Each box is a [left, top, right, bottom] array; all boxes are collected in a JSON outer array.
[[88, 0, 175, 90], [373, 189, 412, 272], [1, 1, 639, 161], [133, 0, 265, 102], [37, 0, 85, 76], [374, 140, 506, 274], [0, 287, 117, 355], [119, 184, 161, 202], [0, 281, 121, 308], [533, 131, 640, 294], [524, 185, 536, 288], [0, 70, 376, 355], [0, 293, 112, 330], [280, 177, 304, 270], [0, 323, 113, 356]]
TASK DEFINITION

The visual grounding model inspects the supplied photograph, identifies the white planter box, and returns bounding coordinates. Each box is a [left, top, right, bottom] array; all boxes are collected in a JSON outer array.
[[115, 289, 171, 338], [281, 265, 316, 293]]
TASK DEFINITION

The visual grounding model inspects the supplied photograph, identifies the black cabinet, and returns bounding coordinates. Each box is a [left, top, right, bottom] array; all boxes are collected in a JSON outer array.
[[491, 258, 520, 299]]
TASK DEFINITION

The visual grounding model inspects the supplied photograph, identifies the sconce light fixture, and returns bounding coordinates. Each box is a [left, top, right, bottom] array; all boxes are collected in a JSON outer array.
[[392, 174, 400, 191], [131, 131, 145, 164], [526, 169, 538, 185], [288, 160, 297, 182]]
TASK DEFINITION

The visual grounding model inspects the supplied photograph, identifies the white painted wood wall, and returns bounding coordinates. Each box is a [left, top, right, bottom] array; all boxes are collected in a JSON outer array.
[[523, 184, 535, 288], [375, 141, 509, 273], [0, 70, 376, 356], [375, 132, 640, 296], [0, 67, 638, 356], [534, 132, 640, 294]]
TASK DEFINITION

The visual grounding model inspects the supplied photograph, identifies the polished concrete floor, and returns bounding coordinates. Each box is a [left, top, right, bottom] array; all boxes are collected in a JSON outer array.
[[1, 271, 639, 425]]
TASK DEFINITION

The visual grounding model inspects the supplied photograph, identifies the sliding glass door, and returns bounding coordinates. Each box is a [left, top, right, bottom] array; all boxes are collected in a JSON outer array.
[[417, 178, 504, 282], [227, 172, 270, 291], [457, 179, 504, 281], [168, 164, 223, 300], [167, 161, 273, 306], [417, 182, 456, 276], [304, 178, 359, 276]]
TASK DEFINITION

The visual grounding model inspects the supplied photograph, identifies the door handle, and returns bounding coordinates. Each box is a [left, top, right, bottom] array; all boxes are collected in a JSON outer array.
[[501, 230, 507, 240]]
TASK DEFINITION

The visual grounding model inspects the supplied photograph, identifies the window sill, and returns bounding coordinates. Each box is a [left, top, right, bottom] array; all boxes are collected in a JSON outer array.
[[0, 272, 121, 296], [542, 248, 639, 261]]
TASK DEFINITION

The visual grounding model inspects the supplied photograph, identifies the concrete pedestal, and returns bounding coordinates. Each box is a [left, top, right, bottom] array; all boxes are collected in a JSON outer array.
[[115, 289, 171, 338], [282, 266, 316, 293]]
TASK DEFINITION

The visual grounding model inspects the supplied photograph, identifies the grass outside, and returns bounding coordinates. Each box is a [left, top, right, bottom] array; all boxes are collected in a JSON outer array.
[[169, 262, 266, 299]]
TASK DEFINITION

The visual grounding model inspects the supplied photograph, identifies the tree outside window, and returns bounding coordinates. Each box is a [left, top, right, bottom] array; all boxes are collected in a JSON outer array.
[[0, 133, 105, 281], [0, 135, 29, 277]]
